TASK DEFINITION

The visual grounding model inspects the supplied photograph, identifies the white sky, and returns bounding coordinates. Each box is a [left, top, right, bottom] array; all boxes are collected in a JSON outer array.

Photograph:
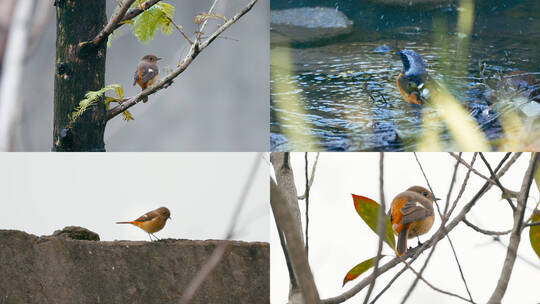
[[271, 152, 540, 304], [0, 153, 269, 242]]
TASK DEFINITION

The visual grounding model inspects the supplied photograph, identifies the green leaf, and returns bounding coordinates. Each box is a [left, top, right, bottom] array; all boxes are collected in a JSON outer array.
[[122, 110, 134, 121], [132, 2, 174, 43], [343, 256, 386, 286], [70, 84, 123, 123], [530, 209, 540, 260], [352, 194, 396, 250]]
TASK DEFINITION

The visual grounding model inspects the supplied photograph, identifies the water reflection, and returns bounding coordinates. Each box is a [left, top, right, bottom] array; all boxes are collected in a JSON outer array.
[[270, 0, 539, 151]]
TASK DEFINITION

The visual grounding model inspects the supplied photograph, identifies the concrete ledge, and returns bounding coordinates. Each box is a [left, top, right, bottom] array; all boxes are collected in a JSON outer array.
[[0, 229, 269, 304]]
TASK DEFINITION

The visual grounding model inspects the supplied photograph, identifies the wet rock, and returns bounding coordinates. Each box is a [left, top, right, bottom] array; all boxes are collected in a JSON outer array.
[[496, 70, 540, 102], [373, 45, 391, 53], [271, 7, 353, 45], [0, 229, 269, 304], [52, 226, 100, 241]]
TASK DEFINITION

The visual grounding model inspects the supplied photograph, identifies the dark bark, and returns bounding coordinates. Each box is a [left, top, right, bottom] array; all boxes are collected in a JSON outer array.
[[53, 0, 106, 151]]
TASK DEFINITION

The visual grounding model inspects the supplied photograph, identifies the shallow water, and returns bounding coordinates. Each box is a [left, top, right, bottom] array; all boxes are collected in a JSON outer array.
[[270, 0, 540, 151]]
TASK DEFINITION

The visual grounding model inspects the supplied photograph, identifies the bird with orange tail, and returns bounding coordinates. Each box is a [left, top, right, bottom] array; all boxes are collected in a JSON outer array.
[[133, 54, 161, 103], [116, 207, 171, 241], [389, 186, 439, 256], [396, 50, 437, 106]]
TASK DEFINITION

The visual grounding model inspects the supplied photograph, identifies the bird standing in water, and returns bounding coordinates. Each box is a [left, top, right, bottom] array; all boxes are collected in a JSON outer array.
[[396, 50, 433, 105]]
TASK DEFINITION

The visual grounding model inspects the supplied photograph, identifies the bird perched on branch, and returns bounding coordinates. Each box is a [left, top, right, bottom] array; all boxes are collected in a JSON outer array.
[[116, 206, 171, 241], [396, 50, 435, 105], [390, 186, 439, 256], [133, 54, 161, 103]]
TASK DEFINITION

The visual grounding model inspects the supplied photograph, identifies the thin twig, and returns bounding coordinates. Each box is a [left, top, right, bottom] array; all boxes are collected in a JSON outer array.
[[363, 152, 386, 304], [400, 244, 441, 304], [178, 152, 263, 304], [91, 0, 136, 46], [445, 231, 474, 302], [444, 152, 461, 215], [298, 153, 320, 200], [118, 0, 162, 28], [448, 152, 519, 198], [105, 0, 259, 121], [462, 218, 511, 235], [369, 265, 408, 304], [304, 152, 310, 255], [167, 16, 193, 45], [488, 153, 539, 304], [444, 153, 479, 220], [413, 152, 443, 218], [322, 152, 514, 304], [478, 152, 516, 211], [399, 257, 475, 303]]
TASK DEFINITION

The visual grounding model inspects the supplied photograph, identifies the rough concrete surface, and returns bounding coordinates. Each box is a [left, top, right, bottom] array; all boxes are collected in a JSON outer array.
[[0, 229, 269, 304]]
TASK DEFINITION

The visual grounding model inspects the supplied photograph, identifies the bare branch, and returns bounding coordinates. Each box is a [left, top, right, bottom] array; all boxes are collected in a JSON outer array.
[[298, 152, 320, 200], [444, 152, 461, 215], [271, 178, 321, 303], [322, 153, 515, 304], [444, 153, 479, 220], [167, 16, 193, 45], [413, 152, 443, 218], [304, 152, 310, 255], [118, 0, 162, 27], [105, 0, 259, 121], [91, 0, 136, 46], [462, 218, 511, 236], [488, 153, 539, 304], [478, 152, 516, 211], [179, 153, 263, 304], [449, 152, 519, 198], [362, 152, 386, 304], [399, 257, 475, 303]]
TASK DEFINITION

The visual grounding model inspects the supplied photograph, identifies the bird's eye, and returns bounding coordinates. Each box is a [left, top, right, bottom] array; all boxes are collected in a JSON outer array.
[[423, 192, 428, 197]]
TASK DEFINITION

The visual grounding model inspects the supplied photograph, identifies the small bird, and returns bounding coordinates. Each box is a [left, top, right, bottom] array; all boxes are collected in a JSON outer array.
[[133, 54, 161, 103], [389, 186, 439, 256], [116, 207, 171, 241], [396, 50, 432, 105]]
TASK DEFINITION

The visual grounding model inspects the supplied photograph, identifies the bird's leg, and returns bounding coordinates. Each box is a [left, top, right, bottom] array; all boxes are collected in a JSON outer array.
[[152, 233, 161, 241], [147, 233, 153, 242], [416, 235, 422, 246]]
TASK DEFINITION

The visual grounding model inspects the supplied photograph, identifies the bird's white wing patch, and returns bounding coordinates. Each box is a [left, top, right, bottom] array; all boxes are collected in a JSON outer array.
[[415, 202, 425, 209]]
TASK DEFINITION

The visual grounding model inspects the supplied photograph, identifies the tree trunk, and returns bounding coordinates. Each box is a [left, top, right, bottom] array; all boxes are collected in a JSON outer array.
[[53, 0, 106, 151]]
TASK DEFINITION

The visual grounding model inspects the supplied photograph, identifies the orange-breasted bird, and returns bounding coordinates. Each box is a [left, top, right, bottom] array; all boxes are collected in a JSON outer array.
[[389, 186, 439, 256], [116, 207, 171, 241], [133, 54, 161, 103], [396, 50, 432, 105]]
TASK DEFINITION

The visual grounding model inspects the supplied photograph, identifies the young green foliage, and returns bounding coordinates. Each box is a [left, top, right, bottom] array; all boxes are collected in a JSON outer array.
[[530, 210, 540, 260], [70, 84, 133, 124], [132, 2, 174, 43]]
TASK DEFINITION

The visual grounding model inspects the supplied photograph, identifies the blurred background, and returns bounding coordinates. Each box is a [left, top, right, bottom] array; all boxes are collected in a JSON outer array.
[[0, 152, 269, 242], [0, 0, 269, 151], [271, 152, 539, 303]]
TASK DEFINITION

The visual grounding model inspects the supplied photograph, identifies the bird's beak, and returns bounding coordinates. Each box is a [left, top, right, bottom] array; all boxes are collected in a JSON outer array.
[[157, 57, 162, 61], [435, 197, 441, 201]]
